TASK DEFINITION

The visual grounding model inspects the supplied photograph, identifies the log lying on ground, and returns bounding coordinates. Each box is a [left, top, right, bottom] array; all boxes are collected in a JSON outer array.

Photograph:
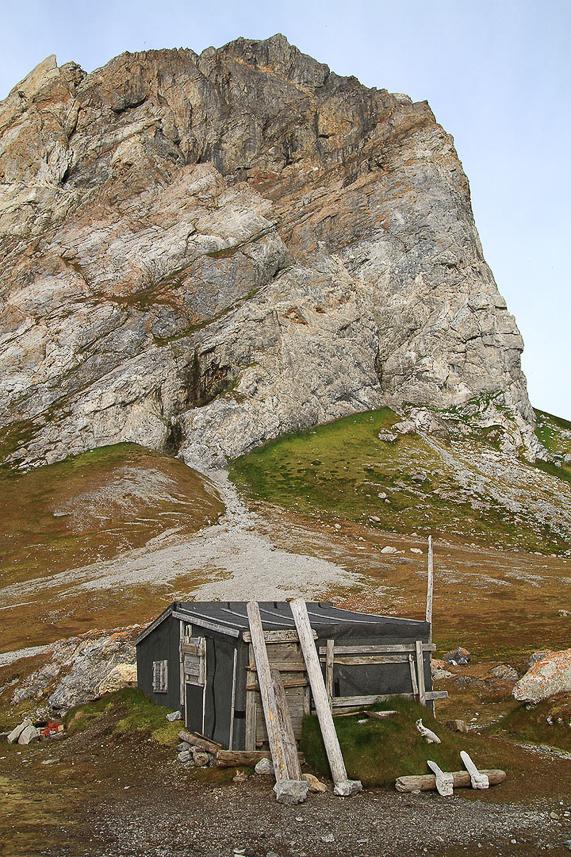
[[216, 750, 306, 768], [395, 769, 506, 793], [179, 730, 222, 754]]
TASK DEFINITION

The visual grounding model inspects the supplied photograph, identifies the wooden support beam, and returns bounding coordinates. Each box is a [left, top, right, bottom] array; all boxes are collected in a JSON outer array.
[[426, 535, 434, 643], [409, 653, 419, 698], [272, 668, 302, 781], [318, 643, 436, 655], [247, 602, 291, 781], [325, 639, 335, 703], [415, 640, 427, 706], [291, 598, 362, 796]]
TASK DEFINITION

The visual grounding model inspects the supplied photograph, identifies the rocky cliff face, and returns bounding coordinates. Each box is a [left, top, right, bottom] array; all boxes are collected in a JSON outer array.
[[0, 35, 536, 470]]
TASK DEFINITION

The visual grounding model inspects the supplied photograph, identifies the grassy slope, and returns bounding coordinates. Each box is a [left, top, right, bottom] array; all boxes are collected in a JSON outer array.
[[229, 407, 571, 554], [0, 443, 223, 588]]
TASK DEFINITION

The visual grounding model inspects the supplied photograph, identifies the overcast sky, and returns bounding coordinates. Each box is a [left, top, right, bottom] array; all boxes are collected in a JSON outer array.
[[1, 0, 569, 419]]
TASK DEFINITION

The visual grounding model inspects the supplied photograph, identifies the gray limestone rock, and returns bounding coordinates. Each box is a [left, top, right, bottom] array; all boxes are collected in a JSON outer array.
[[0, 36, 536, 471], [18, 724, 41, 745], [273, 779, 309, 804], [7, 719, 33, 744]]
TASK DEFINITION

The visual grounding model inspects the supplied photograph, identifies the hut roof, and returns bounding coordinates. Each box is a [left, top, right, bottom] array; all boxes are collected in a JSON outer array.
[[135, 601, 429, 645]]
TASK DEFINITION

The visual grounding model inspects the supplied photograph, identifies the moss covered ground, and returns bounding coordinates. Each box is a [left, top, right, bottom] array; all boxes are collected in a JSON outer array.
[[229, 408, 571, 554]]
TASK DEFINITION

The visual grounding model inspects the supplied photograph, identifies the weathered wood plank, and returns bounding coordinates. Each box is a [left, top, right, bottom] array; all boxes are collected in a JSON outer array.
[[415, 640, 426, 706], [325, 655, 411, 666], [247, 662, 306, 672], [246, 677, 308, 691], [172, 611, 240, 638], [272, 668, 302, 781], [325, 639, 335, 703], [247, 602, 291, 781], [331, 693, 415, 708], [291, 599, 361, 795], [409, 653, 419, 697], [242, 629, 316, 644], [318, 643, 436, 655], [426, 535, 434, 644], [395, 769, 506, 793]]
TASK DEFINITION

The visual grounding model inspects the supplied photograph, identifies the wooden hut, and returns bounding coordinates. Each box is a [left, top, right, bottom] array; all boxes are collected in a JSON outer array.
[[136, 601, 444, 750]]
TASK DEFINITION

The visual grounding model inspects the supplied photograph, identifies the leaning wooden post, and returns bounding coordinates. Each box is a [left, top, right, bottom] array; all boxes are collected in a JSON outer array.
[[290, 598, 362, 797], [426, 535, 434, 644]]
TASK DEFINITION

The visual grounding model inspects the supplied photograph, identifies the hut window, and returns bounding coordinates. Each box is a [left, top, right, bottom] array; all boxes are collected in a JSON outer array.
[[152, 659, 168, 693]]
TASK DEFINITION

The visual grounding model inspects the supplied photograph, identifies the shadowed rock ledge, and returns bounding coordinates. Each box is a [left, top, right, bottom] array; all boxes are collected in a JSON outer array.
[[0, 34, 536, 469]]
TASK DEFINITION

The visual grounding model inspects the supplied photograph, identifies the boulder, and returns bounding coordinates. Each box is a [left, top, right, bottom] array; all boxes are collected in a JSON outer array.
[[445, 719, 469, 734], [18, 724, 41, 745], [273, 779, 309, 804], [489, 664, 518, 682], [513, 649, 571, 703], [7, 718, 33, 744], [254, 757, 274, 775]]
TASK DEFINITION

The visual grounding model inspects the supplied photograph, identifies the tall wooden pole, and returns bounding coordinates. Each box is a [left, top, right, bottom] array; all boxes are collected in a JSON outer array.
[[290, 599, 362, 796], [426, 535, 434, 644]]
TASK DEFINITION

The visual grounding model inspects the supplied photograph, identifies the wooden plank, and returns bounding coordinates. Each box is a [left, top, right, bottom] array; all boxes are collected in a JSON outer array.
[[395, 769, 506, 793], [179, 620, 185, 708], [246, 602, 291, 781], [318, 643, 436, 655], [331, 693, 415, 708], [272, 669, 301, 780], [245, 689, 256, 751], [172, 610, 241, 638], [243, 629, 316, 644], [415, 640, 426, 706], [246, 662, 306, 672], [229, 648, 237, 751], [325, 639, 334, 703], [246, 677, 308, 691], [291, 598, 359, 794], [409, 654, 419, 697], [325, 655, 410, 666]]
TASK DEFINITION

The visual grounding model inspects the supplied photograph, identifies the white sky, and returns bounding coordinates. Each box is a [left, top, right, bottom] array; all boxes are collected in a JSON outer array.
[[1, 0, 569, 419]]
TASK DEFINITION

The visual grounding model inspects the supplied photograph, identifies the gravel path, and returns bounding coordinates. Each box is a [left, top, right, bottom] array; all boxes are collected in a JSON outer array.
[[0, 471, 360, 607]]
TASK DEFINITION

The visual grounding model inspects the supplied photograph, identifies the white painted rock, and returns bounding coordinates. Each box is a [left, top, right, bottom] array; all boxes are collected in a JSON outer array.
[[513, 649, 571, 703]]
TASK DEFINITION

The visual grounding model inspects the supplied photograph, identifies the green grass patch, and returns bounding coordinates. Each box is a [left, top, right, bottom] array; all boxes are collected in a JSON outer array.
[[63, 688, 181, 744], [490, 692, 571, 753], [228, 408, 567, 553], [301, 697, 492, 787]]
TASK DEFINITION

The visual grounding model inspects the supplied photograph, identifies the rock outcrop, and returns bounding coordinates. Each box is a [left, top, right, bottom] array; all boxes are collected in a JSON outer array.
[[10, 626, 140, 714], [513, 650, 571, 704], [0, 35, 535, 470]]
